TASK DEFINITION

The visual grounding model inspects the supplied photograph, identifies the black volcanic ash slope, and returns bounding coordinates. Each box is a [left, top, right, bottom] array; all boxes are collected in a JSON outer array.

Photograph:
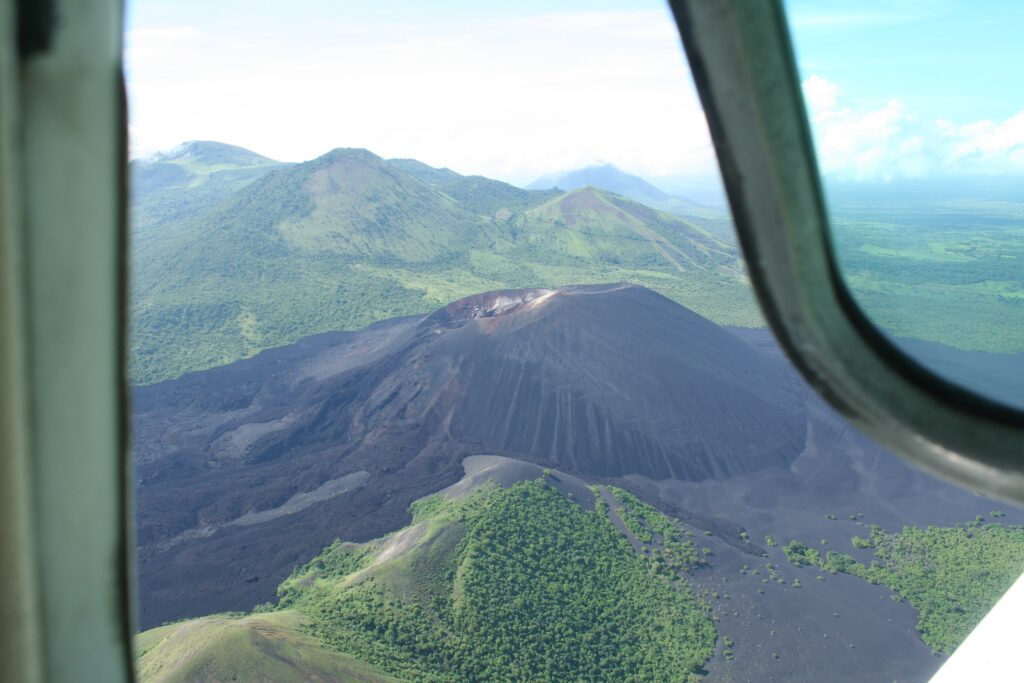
[[421, 284, 804, 479], [134, 284, 806, 626]]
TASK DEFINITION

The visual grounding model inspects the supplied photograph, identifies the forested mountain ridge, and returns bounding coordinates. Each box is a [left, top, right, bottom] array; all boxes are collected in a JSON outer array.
[[131, 140, 286, 230], [130, 144, 759, 384], [387, 157, 564, 217]]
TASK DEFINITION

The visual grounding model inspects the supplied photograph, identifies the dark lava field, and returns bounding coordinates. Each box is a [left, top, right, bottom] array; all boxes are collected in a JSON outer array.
[[133, 284, 1023, 682]]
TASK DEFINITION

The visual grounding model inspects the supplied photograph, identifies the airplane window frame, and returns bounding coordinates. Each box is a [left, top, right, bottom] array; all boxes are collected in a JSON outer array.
[[667, 0, 1024, 504], [4, 2, 1022, 683]]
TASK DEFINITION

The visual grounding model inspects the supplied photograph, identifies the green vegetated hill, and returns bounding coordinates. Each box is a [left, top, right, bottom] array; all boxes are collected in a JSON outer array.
[[137, 476, 717, 683], [782, 518, 1024, 654], [135, 610, 400, 683], [527, 163, 716, 218], [131, 145, 757, 384], [132, 141, 286, 232], [388, 158, 564, 217]]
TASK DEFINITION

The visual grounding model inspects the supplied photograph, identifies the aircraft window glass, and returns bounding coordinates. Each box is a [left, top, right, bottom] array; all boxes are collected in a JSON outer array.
[[784, 0, 1024, 410], [117, 1, 1024, 681]]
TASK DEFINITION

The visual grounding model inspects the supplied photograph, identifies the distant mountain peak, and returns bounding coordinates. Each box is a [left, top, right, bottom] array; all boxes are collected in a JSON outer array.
[[304, 148, 388, 178], [529, 185, 644, 227], [151, 140, 277, 167], [527, 165, 716, 217], [565, 185, 610, 198], [572, 162, 635, 177], [538, 185, 614, 204], [318, 147, 381, 163], [527, 164, 669, 201]]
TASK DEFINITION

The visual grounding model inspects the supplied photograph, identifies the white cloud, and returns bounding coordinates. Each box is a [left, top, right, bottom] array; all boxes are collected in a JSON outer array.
[[125, 8, 718, 186], [801, 75, 1024, 180], [802, 74, 839, 114], [939, 111, 1024, 166], [802, 75, 917, 180]]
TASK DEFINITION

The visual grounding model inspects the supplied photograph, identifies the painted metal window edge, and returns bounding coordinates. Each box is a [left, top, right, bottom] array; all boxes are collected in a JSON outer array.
[[3, 0, 136, 681]]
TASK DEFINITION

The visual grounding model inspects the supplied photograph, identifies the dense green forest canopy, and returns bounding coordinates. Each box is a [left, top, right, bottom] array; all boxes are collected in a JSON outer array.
[[275, 479, 717, 683]]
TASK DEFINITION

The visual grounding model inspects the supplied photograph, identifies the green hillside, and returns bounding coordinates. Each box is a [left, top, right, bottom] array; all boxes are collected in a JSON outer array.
[[138, 476, 717, 683], [527, 163, 716, 218], [130, 146, 759, 384], [135, 610, 399, 683], [131, 141, 285, 234], [388, 158, 563, 217], [280, 479, 715, 682], [783, 518, 1024, 654]]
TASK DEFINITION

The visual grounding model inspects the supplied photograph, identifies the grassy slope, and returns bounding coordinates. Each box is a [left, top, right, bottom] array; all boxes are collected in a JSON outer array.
[[130, 149, 759, 384], [137, 478, 716, 682], [782, 518, 1024, 654], [135, 610, 399, 683], [276, 479, 715, 682]]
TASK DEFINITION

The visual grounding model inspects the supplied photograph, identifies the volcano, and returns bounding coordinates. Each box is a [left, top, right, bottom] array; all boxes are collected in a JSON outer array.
[[134, 284, 806, 626]]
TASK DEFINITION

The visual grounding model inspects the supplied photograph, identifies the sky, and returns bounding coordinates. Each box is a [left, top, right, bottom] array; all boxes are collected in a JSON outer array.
[[787, 0, 1024, 181], [125, 0, 1024, 187]]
